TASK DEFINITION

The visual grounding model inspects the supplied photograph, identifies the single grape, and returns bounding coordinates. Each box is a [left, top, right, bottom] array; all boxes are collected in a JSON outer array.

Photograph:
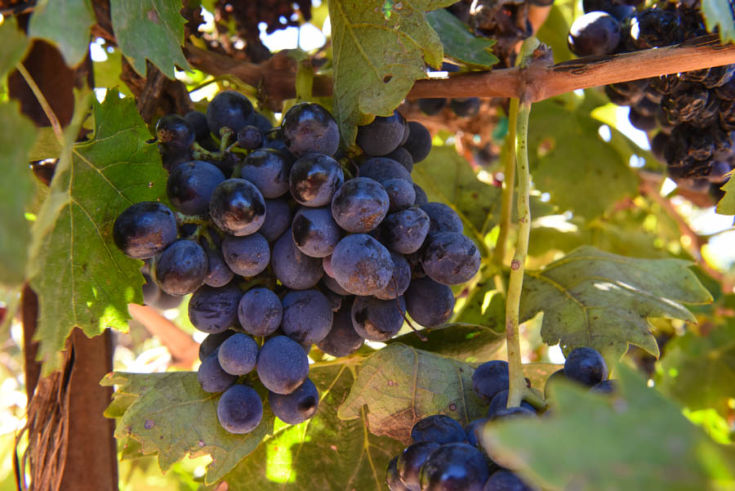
[[260, 198, 292, 242], [413, 184, 429, 206], [383, 178, 416, 212], [322, 255, 335, 278], [237, 125, 264, 150], [356, 110, 407, 156], [374, 252, 411, 300], [217, 384, 263, 434], [331, 177, 390, 233], [199, 330, 235, 361], [282, 102, 340, 157], [198, 351, 237, 393], [317, 298, 364, 357], [268, 378, 319, 424], [217, 333, 259, 375], [289, 153, 344, 207], [418, 98, 447, 116], [167, 160, 225, 215], [330, 234, 393, 296], [564, 347, 608, 386], [221, 233, 270, 277], [202, 239, 234, 287], [183, 111, 211, 142], [568, 11, 621, 57], [421, 232, 481, 285], [450, 97, 481, 117], [410, 415, 466, 444], [206, 90, 254, 136], [486, 390, 536, 419], [188, 283, 242, 334], [464, 418, 489, 447], [271, 230, 324, 289], [483, 470, 534, 491], [322, 286, 343, 312], [281, 289, 334, 345], [113, 202, 178, 259], [419, 443, 491, 491], [628, 109, 657, 131], [385, 147, 414, 173], [256, 335, 310, 395], [159, 145, 193, 172], [156, 114, 195, 149], [292, 207, 341, 258], [209, 178, 266, 236], [238, 287, 283, 337], [351, 295, 405, 341], [405, 277, 455, 327], [252, 112, 273, 133], [387, 456, 410, 491], [359, 157, 412, 184], [397, 441, 441, 491], [239, 148, 292, 198], [154, 239, 208, 295], [403, 121, 432, 163], [472, 360, 510, 403], [381, 207, 431, 254], [420, 202, 463, 234]]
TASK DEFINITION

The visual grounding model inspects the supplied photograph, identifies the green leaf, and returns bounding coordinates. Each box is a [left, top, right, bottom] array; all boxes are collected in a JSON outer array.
[[482, 365, 735, 490], [390, 323, 504, 363], [338, 343, 486, 442], [28, 0, 95, 67], [701, 0, 735, 43], [412, 144, 502, 249], [529, 98, 638, 218], [29, 127, 64, 161], [520, 246, 713, 360], [0, 102, 37, 287], [328, 0, 456, 144], [0, 16, 29, 79], [110, 0, 189, 78], [28, 91, 167, 370], [102, 372, 273, 484], [426, 10, 498, 68], [656, 321, 735, 417], [220, 363, 405, 490], [715, 176, 735, 215], [534, 3, 573, 63]]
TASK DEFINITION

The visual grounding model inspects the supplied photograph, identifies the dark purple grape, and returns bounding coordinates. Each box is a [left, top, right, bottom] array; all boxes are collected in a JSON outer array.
[[405, 277, 455, 327], [239, 148, 292, 198], [317, 298, 364, 357], [199, 330, 235, 361], [268, 378, 319, 424], [464, 418, 489, 447], [564, 347, 608, 386], [330, 234, 393, 296], [450, 97, 481, 117], [154, 239, 208, 295], [156, 114, 195, 148], [386, 456, 409, 491], [282, 102, 340, 157], [289, 153, 344, 207], [403, 121, 432, 163], [183, 111, 211, 143], [237, 125, 264, 150], [292, 207, 341, 258], [629, 8, 682, 49], [383, 178, 416, 211], [421, 202, 463, 234], [167, 160, 225, 215], [487, 390, 536, 419], [356, 110, 406, 156], [650, 132, 670, 161], [421, 232, 481, 285], [260, 198, 292, 242], [490, 406, 537, 422], [221, 233, 270, 277], [331, 177, 390, 233], [582, 0, 633, 21], [359, 157, 412, 184], [113, 202, 177, 259], [568, 12, 621, 57], [397, 442, 441, 491], [209, 178, 266, 236], [188, 283, 242, 334], [272, 230, 324, 289], [381, 207, 431, 254], [238, 287, 283, 337], [413, 184, 429, 206], [217, 333, 259, 375], [628, 109, 657, 131], [198, 351, 237, 393], [385, 147, 414, 173], [322, 274, 351, 296], [281, 289, 334, 345], [483, 470, 534, 491], [202, 239, 234, 287], [418, 98, 447, 116], [206, 90, 254, 135], [419, 443, 490, 491], [374, 252, 411, 300], [217, 384, 263, 434], [411, 415, 466, 444], [351, 295, 406, 341], [472, 360, 510, 403], [256, 335, 309, 395]]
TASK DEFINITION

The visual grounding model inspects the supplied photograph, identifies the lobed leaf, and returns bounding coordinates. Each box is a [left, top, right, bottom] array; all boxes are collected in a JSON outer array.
[[715, 176, 735, 215], [0, 16, 29, 79], [701, 0, 735, 44], [426, 9, 498, 68], [29, 0, 95, 67], [520, 246, 713, 360]]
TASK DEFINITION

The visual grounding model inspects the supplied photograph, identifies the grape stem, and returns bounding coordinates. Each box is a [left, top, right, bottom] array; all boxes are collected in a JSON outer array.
[[505, 38, 538, 408]]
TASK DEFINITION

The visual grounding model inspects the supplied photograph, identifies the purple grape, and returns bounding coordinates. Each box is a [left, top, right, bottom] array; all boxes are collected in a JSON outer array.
[[238, 287, 283, 337]]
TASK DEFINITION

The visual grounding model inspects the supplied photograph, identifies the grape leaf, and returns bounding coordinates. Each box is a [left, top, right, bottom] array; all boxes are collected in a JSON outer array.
[[27, 91, 167, 371], [338, 343, 486, 442], [482, 365, 735, 490], [426, 9, 498, 68], [529, 98, 638, 218], [715, 176, 735, 215], [110, 0, 189, 78], [102, 371, 273, 484], [412, 144, 502, 250], [656, 321, 735, 417], [390, 323, 504, 363], [701, 0, 735, 44], [28, 0, 95, 66], [328, 0, 456, 144], [0, 102, 37, 287], [219, 363, 404, 490], [0, 17, 29, 79], [520, 246, 713, 360]]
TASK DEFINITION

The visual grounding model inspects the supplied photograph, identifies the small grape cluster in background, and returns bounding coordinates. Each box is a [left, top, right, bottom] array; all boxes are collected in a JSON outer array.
[[386, 347, 612, 490], [112, 90, 482, 434], [568, 0, 734, 197]]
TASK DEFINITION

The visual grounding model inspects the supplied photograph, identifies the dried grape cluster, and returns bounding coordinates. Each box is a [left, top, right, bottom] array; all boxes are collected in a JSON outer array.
[[568, 0, 734, 194], [113, 90, 481, 434], [386, 347, 613, 490]]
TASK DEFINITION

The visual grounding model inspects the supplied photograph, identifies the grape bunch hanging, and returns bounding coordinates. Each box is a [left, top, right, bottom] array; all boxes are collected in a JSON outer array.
[[568, 0, 735, 193], [112, 90, 482, 434]]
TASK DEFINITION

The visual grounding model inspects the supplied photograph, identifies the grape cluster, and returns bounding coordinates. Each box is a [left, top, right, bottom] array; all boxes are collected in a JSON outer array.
[[113, 90, 481, 434], [386, 347, 613, 490], [568, 1, 734, 193]]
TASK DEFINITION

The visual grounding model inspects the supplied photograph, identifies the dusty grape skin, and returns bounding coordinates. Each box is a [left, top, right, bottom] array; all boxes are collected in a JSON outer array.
[[202, 240, 234, 287], [420, 202, 463, 234], [217, 333, 259, 376], [356, 110, 406, 156], [282, 102, 340, 157], [154, 239, 208, 296], [472, 360, 510, 403], [268, 378, 320, 424], [410, 415, 466, 444], [216, 384, 263, 434], [188, 283, 242, 334], [238, 287, 283, 337], [221, 233, 270, 277], [374, 252, 411, 300], [167, 160, 225, 215], [421, 232, 481, 285], [256, 336, 309, 395], [239, 148, 291, 198], [317, 298, 364, 357], [209, 179, 266, 236], [289, 153, 344, 207], [199, 330, 235, 361], [359, 157, 412, 184], [198, 351, 237, 393], [331, 177, 390, 233], [381, 207, 431, 254], [564, 347, 609, 386], [281, 289, 334, 345], [206, 90, 254, 135], [351, 295, 405, 342], [291, 207, 341, 258], [382, 178, 415, 212], [330, 234, 393, 296], [260, 198, 292, 242], [113, 202, 178, 259], [404, 277, 455, 328], [271, 230, 324, 289], [402, 121, 432, 163]]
